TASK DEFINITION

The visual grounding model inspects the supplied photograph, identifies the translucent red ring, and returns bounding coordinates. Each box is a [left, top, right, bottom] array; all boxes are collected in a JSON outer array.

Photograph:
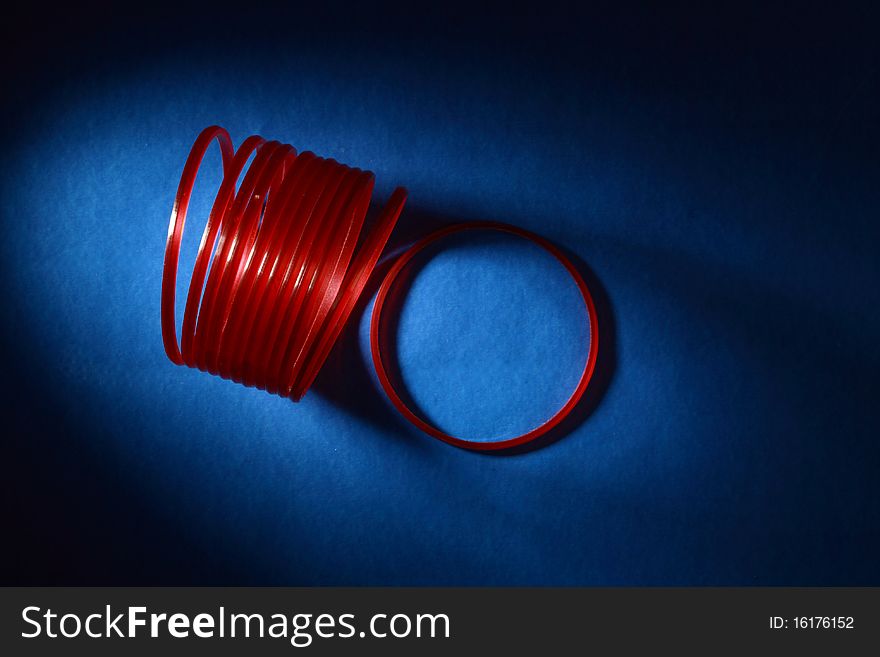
[[369, 221, 599, 451]]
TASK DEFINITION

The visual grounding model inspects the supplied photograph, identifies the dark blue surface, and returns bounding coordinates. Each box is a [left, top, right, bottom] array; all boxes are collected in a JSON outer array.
[[2, 3, 878, 584]]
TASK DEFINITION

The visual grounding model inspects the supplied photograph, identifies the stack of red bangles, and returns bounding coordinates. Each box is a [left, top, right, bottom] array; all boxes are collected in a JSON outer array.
[[162, 126, 598, 451]]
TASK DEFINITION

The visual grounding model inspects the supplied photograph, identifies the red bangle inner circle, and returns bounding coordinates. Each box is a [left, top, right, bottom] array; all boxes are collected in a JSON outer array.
[[369, 221, 600, 451]]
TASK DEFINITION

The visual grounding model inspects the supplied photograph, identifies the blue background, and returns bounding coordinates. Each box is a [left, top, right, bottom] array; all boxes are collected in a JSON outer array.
[[2, 2, 878, 584]]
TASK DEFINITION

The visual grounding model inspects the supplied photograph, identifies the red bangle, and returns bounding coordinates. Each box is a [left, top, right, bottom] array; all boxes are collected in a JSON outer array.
[[369, 221, 599, 451]]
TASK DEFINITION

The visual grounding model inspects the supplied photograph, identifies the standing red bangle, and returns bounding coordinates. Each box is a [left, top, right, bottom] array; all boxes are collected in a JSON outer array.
[[161, 126, 407, 399], [369, 221, 599, 451]]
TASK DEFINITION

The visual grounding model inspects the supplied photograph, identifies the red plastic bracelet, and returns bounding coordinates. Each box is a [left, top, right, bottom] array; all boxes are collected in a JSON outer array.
[[369, 221, 599, 451]]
